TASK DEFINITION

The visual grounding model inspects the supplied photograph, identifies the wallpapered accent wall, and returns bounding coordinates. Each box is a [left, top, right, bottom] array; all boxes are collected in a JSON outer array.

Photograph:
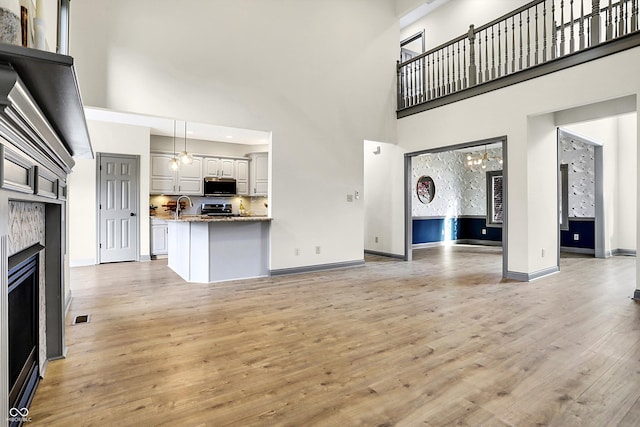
[[559, 137, 595, 218], [8, 201, 47, 375], [412, 147, 503, 217]]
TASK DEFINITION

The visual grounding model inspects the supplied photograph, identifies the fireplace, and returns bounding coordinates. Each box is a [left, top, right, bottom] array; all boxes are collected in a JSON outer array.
[[8, 249, 41, 422], [0, 41, 93, 419]]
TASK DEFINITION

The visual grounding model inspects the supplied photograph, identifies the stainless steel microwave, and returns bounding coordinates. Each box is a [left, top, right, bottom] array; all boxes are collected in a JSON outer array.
[[204, 177, 236, 196]]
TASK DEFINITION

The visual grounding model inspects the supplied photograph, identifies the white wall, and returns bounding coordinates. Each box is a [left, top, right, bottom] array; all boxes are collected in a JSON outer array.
[[618, 114, 637, 251], [400, 0, 525, 49], [364, 140, 405, 256], [564, 114, 637, 253], [68, 121, 151, 266], [150, 136, 269, 159], [398, 46, 640, 277], [70, 0, 398, 271]]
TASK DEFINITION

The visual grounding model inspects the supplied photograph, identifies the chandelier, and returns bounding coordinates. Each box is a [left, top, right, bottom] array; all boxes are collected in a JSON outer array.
[[465, 145, 502, 169]]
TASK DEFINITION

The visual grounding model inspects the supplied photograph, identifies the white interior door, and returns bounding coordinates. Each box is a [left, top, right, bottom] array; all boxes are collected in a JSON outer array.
[[98, 154, 139, 263]]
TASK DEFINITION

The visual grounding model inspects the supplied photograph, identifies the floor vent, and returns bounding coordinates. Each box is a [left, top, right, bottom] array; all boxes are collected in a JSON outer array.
[[72, 314, 90, 325]]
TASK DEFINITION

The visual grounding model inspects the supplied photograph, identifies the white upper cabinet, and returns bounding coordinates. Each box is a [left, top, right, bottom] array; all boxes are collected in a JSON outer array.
[[249, 152, 268, 196], [150, 153, 203, 195], [235, 159, 249, 195], [205, 157, 235, 178]]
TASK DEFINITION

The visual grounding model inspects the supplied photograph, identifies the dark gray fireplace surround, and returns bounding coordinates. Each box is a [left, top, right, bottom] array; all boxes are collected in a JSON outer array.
[[0, 44, 92, 424]]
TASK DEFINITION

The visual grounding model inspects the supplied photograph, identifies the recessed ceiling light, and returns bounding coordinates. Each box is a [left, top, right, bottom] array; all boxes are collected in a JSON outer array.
[[226, 135, 233, 139]]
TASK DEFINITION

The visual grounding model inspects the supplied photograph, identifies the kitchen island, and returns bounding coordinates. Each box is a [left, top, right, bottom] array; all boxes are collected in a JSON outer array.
[[167, 216, 271, 283]]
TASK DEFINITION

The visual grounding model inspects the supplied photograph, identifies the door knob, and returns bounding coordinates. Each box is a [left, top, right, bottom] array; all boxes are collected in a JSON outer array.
[[130, 212, 136, 216]]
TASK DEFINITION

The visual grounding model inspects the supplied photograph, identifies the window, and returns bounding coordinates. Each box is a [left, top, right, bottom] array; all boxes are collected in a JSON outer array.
[[559, 164, 569, 230], [486, 170, 503, 226], [57, 0, 70, 54]]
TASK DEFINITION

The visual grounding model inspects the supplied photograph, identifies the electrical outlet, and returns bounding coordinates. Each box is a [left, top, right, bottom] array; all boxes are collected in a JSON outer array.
[[315, 246, 321, 254], [375, 236, 379, 243], [295, 248, 300, 256], [481, 229, 487, 235], [573, 234, 579, 241]]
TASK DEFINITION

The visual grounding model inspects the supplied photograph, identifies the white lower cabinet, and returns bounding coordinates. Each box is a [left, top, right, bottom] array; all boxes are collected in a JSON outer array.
[[151, 218, 168, 256]]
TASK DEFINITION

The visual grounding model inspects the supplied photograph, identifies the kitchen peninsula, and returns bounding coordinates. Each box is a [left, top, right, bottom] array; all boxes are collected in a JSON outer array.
[[167, 215, 271, 283]]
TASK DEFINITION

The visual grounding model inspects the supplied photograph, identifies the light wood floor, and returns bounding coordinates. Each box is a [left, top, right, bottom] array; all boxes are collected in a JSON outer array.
[[29, 246, 640, 426]]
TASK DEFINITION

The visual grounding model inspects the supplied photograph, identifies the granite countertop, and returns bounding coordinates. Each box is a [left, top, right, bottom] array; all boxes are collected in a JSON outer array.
[[164, 215, 272, 223]]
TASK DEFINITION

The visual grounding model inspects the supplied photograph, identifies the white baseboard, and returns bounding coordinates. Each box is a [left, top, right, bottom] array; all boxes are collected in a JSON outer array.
[[69, 258, 96, 267]]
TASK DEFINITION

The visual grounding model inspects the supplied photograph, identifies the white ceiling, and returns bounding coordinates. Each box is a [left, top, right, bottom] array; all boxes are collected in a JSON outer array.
[[400, 0, 450, 29], [84, 107, 271, 146]]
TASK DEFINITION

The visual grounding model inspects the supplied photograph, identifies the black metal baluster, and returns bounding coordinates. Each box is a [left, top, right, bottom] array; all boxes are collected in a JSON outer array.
[[527, 9, 531, 68], [426, 54, 431, 100], [570, 0, 575, 53], [432, 54, 436, 98], [451, 44, 456, 93], [607, 0, 613, 40], [504, 19, 509, 74], [579, 0, 585, 49], [492, 25, 497, 79], [484, 29, 490, 81], [512, 17, 517, 71], [633, 0, 639, 31], [478, 30, 483, 83], [436, 50, 441, 97], [420, 59, 424, 101], [561, 0, 566, 55], [396, 61, 403, 109], [519, 12, 523, 70], [497, 24, 502, 77], [457, 41, 462, 90], [552, 1, 558, 58], [535, 4, 539, 65], [619, 0, 626, 36], [446, 45, 451, 94], [463, 40, 468, 89], [411, 61, 416, 105], [543, 0, 548, 62]]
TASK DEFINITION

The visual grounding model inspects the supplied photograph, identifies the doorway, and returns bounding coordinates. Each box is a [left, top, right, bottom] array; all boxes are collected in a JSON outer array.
[[96, 153, 140, 263], [557, 128, 605, 259], [404, 136, 508, 278]]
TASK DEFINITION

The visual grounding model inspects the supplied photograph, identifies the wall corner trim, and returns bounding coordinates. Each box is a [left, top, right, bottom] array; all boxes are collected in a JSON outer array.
[[506, 266, 560, 282], [65, 290, 72, 315]]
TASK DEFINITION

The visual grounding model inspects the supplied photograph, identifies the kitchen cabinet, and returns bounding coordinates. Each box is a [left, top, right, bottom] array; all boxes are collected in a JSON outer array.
[[151, 218, 168, 256], [235, 159, 249, 195], [205, 157, 235, 178], [249, 152, 268, 196], [150, 153, 203, 195]]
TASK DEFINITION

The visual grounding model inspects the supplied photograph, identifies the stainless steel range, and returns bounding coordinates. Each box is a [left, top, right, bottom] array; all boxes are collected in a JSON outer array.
[[200, 203, 234, 216]]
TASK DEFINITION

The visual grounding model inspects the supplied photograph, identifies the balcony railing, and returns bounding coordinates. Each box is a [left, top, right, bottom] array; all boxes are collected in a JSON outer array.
[[397, 0, 640, 116]]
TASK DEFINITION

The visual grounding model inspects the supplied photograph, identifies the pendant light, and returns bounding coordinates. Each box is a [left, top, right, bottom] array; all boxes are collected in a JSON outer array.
[[169, 120, 179, 171], [178, 121, 193, 165], [465, 144, 502, 169]]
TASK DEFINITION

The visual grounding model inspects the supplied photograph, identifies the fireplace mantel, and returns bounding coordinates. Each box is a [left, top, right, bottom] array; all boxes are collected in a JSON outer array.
[[0, 43, 92, 162]]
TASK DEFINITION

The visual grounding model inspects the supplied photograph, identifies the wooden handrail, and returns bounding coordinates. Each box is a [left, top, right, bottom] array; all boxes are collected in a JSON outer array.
[[397, 0, 639, 111]]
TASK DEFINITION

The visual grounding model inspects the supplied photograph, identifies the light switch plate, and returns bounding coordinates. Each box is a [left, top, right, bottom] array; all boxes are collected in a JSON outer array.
[[347, 194, 354, 202]]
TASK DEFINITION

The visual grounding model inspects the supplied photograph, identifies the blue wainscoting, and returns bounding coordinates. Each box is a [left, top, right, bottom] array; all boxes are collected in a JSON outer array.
[[413, 217, 502, 245], [560, 218, 595, 249], [412, 217, 458, 244], [459, 217, 502, 241]]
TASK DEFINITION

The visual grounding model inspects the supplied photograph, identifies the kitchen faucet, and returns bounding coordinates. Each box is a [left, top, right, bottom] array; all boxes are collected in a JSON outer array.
[[175, 195, 193, 219]]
